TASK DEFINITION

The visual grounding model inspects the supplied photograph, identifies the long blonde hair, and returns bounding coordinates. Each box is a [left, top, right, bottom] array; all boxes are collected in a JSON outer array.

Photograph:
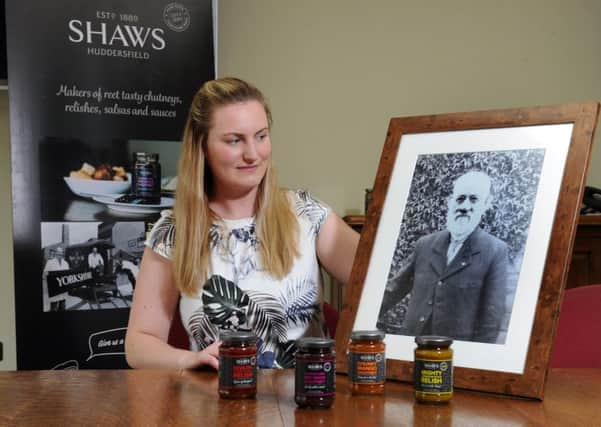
[[174, 77, 300, 296]]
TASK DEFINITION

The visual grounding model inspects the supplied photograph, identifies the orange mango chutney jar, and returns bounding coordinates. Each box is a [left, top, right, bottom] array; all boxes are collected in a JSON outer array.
[[347, 330, 386, 395]]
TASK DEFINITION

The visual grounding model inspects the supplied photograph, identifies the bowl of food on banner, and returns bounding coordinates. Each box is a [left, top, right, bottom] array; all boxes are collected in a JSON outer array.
[[64, 162, 131, 198]]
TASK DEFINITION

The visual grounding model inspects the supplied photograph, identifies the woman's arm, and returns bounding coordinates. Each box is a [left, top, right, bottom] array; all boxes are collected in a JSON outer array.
[[125, 247, 219, 369], [316, 213, 360, 285]]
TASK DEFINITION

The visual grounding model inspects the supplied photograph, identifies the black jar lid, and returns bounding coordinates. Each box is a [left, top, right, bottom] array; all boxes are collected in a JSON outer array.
[[415, 335, 453, 346], [220, 331, 257, 345], [296, 337, 335, 350], [350, 330, 385, 340]]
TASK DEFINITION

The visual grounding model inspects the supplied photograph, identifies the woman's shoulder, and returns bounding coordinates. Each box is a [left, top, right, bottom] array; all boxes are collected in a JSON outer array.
[[287, 189, 331, 235], [145, 209, 175, 259]]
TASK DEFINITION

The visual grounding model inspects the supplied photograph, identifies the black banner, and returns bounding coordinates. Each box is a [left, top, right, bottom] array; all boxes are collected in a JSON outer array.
[[7, 0, 214, 369]]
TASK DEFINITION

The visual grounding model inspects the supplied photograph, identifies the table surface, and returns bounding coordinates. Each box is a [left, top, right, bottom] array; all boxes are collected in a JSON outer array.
[[1, 369, 599, 426]]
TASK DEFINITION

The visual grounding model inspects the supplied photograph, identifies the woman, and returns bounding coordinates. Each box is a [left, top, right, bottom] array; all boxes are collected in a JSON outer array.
[[125, 77, 359, 370]]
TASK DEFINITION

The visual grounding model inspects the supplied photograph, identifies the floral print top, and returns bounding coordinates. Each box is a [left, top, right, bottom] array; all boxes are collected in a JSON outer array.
[[146, 190, 331, 368]]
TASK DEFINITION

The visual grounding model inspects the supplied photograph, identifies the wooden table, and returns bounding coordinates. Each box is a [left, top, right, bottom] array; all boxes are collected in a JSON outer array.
[[1, 369, 599, 426]]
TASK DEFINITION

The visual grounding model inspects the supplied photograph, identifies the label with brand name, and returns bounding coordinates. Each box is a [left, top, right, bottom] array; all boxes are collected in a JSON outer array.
[[414, 358, 453, 394], [348, 351, 386, 383], [295, 358, 336, 397], [219, 355, 257, 388]]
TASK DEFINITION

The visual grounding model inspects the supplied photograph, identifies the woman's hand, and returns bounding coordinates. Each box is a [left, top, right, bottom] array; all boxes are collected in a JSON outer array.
[[126, 247, 212, 370], [179, 341, 221, 370]]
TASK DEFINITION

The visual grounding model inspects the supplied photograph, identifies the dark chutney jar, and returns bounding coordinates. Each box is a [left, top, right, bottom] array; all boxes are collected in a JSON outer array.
[[414, 336, 453, 404], [348, 330, 386, 395], [132, 152, 161, 204], [295, 337, 336, 408], [218, 331, 258, 399]]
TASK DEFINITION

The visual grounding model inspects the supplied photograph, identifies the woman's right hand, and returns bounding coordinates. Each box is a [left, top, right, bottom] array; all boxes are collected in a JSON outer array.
[[179, 341, 221, 370], [126, 247, 221, 370]]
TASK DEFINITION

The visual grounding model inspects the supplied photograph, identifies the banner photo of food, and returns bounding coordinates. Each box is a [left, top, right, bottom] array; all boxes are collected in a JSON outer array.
[[39, 138, 179, 221], [7, 0, 214, 369]]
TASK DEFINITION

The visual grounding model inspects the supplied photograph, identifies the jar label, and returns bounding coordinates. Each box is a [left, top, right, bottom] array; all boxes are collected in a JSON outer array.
[[134, 165, 160, 197], [219, 355, 257, 388], [295, 359, 336, 397], [348, 351, 386, 383], [414, 358, 453, 394]]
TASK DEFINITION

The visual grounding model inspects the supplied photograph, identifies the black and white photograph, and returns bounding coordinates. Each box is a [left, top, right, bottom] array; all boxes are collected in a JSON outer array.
[[352, 122, 574, 374], [376, 149, 545, 345], [41, 221, 145, 312]]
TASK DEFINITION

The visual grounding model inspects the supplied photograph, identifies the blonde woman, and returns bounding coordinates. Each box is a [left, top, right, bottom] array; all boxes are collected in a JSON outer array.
[[125, 78, 359, 369]]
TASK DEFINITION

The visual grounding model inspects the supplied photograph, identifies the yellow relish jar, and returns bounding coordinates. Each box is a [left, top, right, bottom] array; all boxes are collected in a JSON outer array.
[[414, 336, 453, 404]]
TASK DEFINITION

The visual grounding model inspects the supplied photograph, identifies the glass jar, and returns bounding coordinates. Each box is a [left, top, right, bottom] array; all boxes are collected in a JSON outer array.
[[132, 152, 161, 203], [348, 330, 386, 394], [218, 331, 258, 399], [295, 338, 336, 408], [414, 336, 453, 404]]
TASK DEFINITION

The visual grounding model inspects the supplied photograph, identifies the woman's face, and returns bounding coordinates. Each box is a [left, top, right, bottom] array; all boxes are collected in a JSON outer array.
[[204, 100, 271, 198]]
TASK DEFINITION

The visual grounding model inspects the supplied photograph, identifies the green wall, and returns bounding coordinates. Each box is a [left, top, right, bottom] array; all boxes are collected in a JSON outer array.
[[217, 0, 601, 214]]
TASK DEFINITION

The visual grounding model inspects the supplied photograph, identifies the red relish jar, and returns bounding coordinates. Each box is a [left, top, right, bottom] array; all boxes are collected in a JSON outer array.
[[218, 331, 258, 399]]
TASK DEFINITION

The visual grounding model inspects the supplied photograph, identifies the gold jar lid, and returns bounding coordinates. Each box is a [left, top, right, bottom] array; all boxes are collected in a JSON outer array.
[[415, 335, 452, 347]]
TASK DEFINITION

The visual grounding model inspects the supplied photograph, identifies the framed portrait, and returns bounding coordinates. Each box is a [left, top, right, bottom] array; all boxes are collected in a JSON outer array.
[[335, 102, 600, 399]]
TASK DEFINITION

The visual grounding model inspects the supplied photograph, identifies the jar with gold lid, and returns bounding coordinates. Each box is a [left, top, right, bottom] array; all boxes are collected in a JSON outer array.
[[414, 336, 453, 404]]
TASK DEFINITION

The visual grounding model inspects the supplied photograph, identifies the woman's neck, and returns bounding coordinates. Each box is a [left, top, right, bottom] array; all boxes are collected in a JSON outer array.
[[209, 187, 259, 220]]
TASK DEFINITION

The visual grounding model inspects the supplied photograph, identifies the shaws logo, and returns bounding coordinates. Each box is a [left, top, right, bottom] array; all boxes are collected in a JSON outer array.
[[163, 3, 190, 32], [68, 20, 166, 50]]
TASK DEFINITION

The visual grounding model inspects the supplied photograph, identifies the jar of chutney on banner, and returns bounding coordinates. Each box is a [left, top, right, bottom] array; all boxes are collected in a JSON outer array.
[[132, 152, 161, 204]]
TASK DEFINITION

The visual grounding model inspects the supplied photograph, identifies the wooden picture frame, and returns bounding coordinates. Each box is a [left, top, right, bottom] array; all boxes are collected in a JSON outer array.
[[335, 102, 600, 399]]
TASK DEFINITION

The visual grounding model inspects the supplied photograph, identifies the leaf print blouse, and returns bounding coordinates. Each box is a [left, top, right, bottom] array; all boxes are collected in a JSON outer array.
[[146, 189, 331, 369]]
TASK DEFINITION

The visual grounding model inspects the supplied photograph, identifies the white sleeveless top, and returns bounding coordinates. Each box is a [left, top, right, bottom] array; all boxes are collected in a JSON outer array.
[[146, 189, 331, 368]]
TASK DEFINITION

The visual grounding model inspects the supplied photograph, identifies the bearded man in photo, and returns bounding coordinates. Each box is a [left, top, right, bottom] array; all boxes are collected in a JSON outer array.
[[380, 171, 509, 344]]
